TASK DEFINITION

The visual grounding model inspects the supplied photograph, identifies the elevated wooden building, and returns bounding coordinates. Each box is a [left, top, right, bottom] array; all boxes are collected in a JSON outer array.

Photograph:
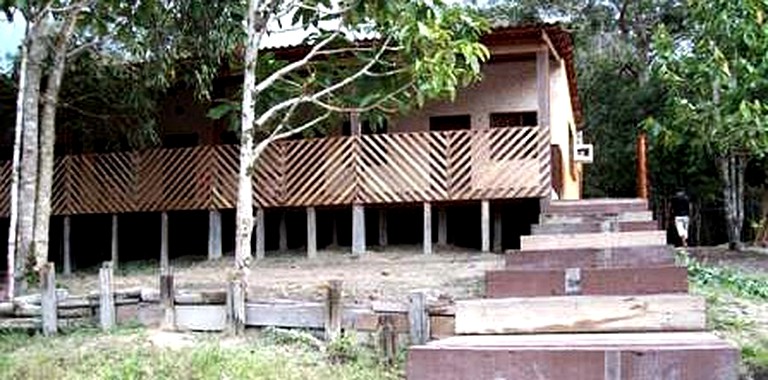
[[0, 25, 588, 271]]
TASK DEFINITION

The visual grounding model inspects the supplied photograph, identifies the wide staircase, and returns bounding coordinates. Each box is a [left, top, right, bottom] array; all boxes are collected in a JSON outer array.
[[408, 198, 739, 380]]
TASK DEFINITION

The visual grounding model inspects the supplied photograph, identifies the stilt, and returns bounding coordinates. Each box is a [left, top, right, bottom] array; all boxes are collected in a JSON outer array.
[[437, 208, 447, 247], [330, 213, 339, 248], [160, 212, 169, 273], [423, 202, 432, 255], [493, 208, 502, 252], [307, 207, 317, 259], [111, 214, 118, 270], [352, 204, 366, 255], [279, 210, 288, 252], [63, 216, 71, 276], [208, 210, 222, 260], [378, 209, 388, 247], [255, 207, 265, 259], [481, 200, 490, 253]]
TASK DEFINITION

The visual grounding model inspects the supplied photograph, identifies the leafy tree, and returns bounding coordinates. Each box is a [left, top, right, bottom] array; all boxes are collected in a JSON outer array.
[[652, 0, 768, 249]]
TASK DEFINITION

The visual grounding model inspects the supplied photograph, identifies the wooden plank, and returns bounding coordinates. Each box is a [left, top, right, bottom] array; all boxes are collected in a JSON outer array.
[[352, 204, 365, 255], [176, 305, 226, 331], [307, 207, 317, 259], [246, 302, 324, 329], [99, 262, 115, 331], [409, 292, 429, 344], [455, 294, 706, 335], [160, 272, 175, 329], [423, 203, 432, 255], [40, 263, 57, 336], [255, 207, 265, 259], [111, 214, 119, 270], [63, 216, 71, 276], [481, 200, 490, 253], [208, 210, 222, 260], [521, 231, 666, 251], [160, 212, 169, 272], [324, 280, 342, 341]]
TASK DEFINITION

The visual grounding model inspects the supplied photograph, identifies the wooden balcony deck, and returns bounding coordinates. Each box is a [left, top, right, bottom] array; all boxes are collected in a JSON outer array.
[[0, 126, 550, 216]]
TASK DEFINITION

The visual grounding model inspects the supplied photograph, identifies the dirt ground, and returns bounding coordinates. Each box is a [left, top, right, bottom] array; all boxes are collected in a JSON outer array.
[[687, 245, 768, 274], [59, 246, 503, 306]]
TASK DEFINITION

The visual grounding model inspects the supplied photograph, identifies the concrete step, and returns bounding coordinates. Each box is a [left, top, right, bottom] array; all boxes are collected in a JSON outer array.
[[486, 266, 688, 298], [541, 210, 654, 224], [505, 246, 676, 270], [531, 220, 658, 235], [548, 198, 649, 214], [407, 332, 738, 380], [520, 231, 667, 251]]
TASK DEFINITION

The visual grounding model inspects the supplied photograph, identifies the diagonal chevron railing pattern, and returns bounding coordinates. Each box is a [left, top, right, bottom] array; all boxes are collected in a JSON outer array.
[[0, 126, 549, 216]]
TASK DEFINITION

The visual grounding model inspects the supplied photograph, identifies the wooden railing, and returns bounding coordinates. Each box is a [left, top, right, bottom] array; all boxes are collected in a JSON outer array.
[[0, 126, 550, 216]]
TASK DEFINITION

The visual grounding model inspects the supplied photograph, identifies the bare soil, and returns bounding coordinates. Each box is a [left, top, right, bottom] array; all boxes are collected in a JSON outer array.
[[687, 246, 768, 274], [59, 246, 503, 306]]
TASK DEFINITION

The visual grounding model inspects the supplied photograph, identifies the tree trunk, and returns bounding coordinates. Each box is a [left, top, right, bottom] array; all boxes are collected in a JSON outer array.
[[719, 154, 746, 250], [6, 33, 28, 300], [16, 23, 49, 293], [235, 0, 262, 273], [34, 11, 81, 270]]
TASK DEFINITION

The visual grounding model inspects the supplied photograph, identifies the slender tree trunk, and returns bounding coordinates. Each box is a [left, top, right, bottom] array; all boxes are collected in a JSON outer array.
[[719, 154, 745, 250], [34, 11, 81, 270], [235, 0, 263, 273], [16, 23, 49, 293], [7, 34, 28, 300]]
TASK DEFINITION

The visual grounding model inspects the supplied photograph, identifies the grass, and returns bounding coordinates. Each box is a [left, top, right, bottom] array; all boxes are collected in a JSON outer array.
[[679, 250, 768, 379], [0, 327, 402, 380]]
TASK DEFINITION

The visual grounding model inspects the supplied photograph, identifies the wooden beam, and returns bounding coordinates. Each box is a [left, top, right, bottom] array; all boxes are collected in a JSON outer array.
[[40, 262, 57, 336], [208, 210, 222, 260], [437, 208, 447, 246], [455, 294, 706, 335], [378, 209, 387, 247], [99, 262, 115, 331], [541, 30, 561, 62], [279, 210, 288, 252], [537, 45, 551, 131], [493, 208, 502, 252], [111, 214, 119, 270], [409, 291, 429, 345], [255, 207, 265, 259], [423, 202, 432, 255], [160, 212, 169, 273], [307, 207, 317, 259], [62, 216, 71, 276], [324, 280, 342, 341], [481, 200, 490, 253], [352, 204, 365, 255]]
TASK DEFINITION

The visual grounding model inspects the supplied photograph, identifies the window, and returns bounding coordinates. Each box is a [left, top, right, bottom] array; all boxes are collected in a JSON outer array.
[[490, 112, 538, 128], [429, 115, 471, 131]]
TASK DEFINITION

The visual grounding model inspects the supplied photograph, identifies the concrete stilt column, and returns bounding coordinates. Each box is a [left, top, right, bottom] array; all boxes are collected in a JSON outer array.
[[423, 202, 432, 255], [63, 216, 71, 276], [481, 200, 490, 253], [307, 207, 317, 259], [279, 211, 288, 252], [437, 208, 447, 246], [493, 208, 502, 252], [208, 210, 222, 260], [255, 207, 265, 260], [378, 209, 388, 247], [352, 204, 365, 256], [160, 212, 169, 273], [330, 214, 339, 248], [111, 214, 119, 270]]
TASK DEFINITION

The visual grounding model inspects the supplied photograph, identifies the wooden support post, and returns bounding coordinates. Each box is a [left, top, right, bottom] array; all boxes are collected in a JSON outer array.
[[99, 262, 115, 331], [378, 209, 388, 247], [208, 210, 222, 260], [378, 314, 397, 366], [160, 212, 169, 273], [62, 216, 71, 276], [227, 278, 246, 335], [637, 132, 649, 199], [111, 214, 119, 270], [255, 207, 265, 259], [493, 208, 502, 252], [324, 279, 342, 342], [481, 200, 490, 253], [330, 213, 339, 248], [409, 291, 429, 345], [307, 207, 317, 259], [423, 202, 432, 255], [437, 208, 447, 247], [352, 204, 365, 256], [160, 270, 175, 330], [41, 262, 57, 336], [279, 210, 288, 252]]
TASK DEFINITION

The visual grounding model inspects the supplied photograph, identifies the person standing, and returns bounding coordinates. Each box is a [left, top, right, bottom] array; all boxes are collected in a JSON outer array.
[[672, 191, 690, 247]]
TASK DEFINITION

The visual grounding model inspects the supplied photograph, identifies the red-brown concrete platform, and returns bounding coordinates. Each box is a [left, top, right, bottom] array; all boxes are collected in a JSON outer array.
[[547, 199, 649, 214], [486, 266, 688, 297], [505, 246, 675, 270], [407, 332, 738, 380]]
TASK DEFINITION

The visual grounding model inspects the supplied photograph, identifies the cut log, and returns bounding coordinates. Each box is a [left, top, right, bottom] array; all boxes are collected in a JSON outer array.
[[455, 294, 706, 335], [407, 332, 738, 380], [505, 246, 675, 270], [520, 231, 666, 251], [486, 266, 689, 298]]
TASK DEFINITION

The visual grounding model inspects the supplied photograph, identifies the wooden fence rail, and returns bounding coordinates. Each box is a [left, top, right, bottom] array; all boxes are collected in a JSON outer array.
[[0, 126, 549, 216]]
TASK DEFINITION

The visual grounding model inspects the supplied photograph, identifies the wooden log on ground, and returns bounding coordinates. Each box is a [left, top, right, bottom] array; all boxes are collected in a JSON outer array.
[[505, 246, 675, 270], [486, 266, 689, 298], [520, 231, 666, 251], [455, 294, 706, 335], [407, 332, 738, 380]]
